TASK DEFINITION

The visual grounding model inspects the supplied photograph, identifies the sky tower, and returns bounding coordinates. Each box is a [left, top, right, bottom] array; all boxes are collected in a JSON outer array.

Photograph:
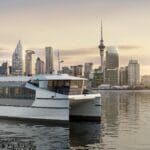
[[98, 21, 105, 72]]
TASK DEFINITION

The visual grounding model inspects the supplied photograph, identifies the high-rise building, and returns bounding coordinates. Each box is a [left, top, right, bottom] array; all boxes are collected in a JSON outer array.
[[84, 62, 93, 79], [35, 57, 44, 75], [70, 65, 83, 77], [45, 47, 54, 74], [119, 66, 128, 85], [98, 21, 105, 73], [105, 46, 119, 85], [12, 40, 23, 75], [25, 50, 36, 76], [128, 59, 140, 86]]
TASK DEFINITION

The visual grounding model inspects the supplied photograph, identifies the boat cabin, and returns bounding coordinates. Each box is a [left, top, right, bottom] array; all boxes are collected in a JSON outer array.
[[29, 74, 87, 95]]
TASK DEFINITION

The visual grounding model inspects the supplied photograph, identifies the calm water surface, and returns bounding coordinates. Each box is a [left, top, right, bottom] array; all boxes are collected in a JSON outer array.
[[71, 90, 150, 150], [0, 120, 69, 150], [1, 91, 150, 150]]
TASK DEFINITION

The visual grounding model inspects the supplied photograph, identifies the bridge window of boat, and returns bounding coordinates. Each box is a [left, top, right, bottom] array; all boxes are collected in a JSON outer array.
[[39, 80, 84, 95], [28, 80, 39, 87]]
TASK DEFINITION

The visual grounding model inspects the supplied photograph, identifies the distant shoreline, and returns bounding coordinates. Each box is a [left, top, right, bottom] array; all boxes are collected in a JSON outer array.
[[92, 89, 150, 91]]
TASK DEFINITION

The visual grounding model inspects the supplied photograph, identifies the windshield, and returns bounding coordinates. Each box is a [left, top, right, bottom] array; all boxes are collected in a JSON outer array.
[[39, 80, 84, 95]]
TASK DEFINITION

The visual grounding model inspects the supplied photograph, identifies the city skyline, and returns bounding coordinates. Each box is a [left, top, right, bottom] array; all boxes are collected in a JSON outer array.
[[0, 0, 150, 74]]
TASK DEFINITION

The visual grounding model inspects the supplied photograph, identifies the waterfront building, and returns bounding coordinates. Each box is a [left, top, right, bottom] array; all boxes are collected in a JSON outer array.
[[105, 46, 119, 85], [9, 66, 12, 75], [119, 66, 128, 85], [70, 65, 83, 77], [25, 50, 36, 76], [92, 67, 104, 88], [35, 57, 45, 75], [62, 66, 71, 75], [84, 62, 93, 79], [141, 75, 150, 88], [0, 66, 2, 75], [1, 62, 9, 76], [12, 40, 23, 75], [45, 47, 54, 74], [128, 59, 140, 86], [0, 62, 9, 76]]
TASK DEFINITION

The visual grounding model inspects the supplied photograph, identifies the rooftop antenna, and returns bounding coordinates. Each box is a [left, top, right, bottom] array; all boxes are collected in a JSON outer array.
[[57, 49, 64, 74]]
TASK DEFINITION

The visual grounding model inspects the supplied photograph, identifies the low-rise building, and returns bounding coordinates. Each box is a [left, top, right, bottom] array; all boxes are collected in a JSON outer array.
[[119, 66, 128, 85], [128, 59, 140, 86], [141, 75, 150, 88], [35, 57, 44, 75]]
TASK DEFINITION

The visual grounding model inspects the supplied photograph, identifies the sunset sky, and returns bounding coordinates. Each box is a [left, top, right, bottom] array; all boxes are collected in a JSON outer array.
[[0, 0, 150, 75]]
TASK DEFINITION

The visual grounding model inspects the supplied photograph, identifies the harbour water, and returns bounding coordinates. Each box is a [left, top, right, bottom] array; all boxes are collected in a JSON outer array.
[[1, 91, 150, 150], [0, 120, 69, 149], [71, 90, 150, 150]]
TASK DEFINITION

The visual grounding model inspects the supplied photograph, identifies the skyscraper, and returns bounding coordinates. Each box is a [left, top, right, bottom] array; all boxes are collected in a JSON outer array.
[[12, 40, 23, 75], [105, 46, 119, 85], [98, 21, 105, 72], [128, 59, 140, 86], [45, 47, 54, 74], [25, 50, 36, 76], [36, 57, 44, 75]]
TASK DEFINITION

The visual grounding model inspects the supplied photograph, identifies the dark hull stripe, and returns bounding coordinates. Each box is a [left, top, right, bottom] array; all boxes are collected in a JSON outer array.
[[36, 98, 68, 100], [70, 115, 101, 122], [0, 105, 69, 109], [0, 116, 69, 125]]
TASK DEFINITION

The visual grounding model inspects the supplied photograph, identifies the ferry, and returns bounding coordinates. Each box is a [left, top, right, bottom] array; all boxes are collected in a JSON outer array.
[[0, 74, 101, 122]]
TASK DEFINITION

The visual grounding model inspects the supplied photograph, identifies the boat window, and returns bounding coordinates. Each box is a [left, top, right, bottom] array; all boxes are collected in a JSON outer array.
[[0, 87, 35, 99], [64, 81, 70, 86], [28, 80, 39, 87], [70, 80, 82, 88], [44, 80, 84, 95], [48, 80, 53, 87]]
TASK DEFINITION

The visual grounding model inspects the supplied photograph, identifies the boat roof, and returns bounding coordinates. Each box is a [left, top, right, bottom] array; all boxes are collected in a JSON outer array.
[[0, 76, 31, 82], [31, 74, 87, 81], [0, 74, 87, 82]]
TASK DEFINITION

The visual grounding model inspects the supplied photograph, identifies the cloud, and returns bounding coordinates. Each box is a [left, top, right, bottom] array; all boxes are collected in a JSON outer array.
[[60, 47, 98, 56], [118, 45, 141, 50], [0, 45, 11, 51]]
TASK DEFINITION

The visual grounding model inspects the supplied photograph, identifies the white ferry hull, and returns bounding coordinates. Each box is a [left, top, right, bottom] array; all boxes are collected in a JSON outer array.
[[0, 105, 69, 121], [69, 94, 101, 121]]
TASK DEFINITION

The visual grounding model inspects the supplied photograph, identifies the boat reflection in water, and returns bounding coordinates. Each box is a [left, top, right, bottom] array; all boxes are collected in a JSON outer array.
[[70, 121, 101, 149]]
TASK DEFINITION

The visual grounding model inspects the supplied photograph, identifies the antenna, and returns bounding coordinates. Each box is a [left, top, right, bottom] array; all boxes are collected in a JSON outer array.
[[57, 49, 64, 74]]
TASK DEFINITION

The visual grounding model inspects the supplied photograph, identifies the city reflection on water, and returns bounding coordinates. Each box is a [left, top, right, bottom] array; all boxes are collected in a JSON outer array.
[[70, 90, 150, 150]]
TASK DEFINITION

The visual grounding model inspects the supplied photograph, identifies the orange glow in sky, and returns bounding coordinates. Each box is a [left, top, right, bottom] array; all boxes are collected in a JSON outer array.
[[0, 0, 150, 75]]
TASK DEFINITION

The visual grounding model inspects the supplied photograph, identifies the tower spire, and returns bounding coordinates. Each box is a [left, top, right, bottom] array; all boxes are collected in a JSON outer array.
[[101, 20, 103, 42], [98, 20, 105, 72]]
